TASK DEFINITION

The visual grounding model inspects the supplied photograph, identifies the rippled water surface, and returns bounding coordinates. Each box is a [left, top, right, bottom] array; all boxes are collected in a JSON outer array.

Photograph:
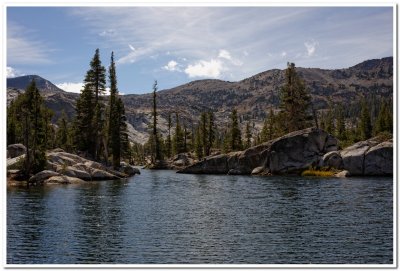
[[7, 170, 393, 264]]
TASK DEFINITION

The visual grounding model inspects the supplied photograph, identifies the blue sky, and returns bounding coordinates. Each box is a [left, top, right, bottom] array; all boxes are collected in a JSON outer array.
[[6, 6, 393, 94]]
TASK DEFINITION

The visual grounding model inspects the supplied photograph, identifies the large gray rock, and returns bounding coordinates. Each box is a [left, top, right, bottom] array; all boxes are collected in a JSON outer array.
[[340, 141, 372, 175], [44, 176, 85, 185], [62, 166, 92, 180], [268, 129, 338, 174], [29, 170, 61, 185], [364, 141, 393, 176], [321, 151, 343, 169], [7, 144, 26, 158], [46, 151, 126, 180], [90, 169, 118, 180], [178, 153, 229, 174], [179, 128, 339, 175], [340, 138, 393, 176], [251, 166, 265, 175], [120, 162, 140, 176], [7, 154, 25, 169]]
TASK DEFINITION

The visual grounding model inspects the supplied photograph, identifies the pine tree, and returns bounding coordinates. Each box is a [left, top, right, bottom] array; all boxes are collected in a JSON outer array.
[[335, 105, 346, 141], [245, 122, 252, 148], [7, 100, 18, 145], [56, 110, 69, 150], [166, 113, 172, 158], [359, 99, 372, 140], [108, 52, 122, 167], [74, 84, 94, 155], [200, 112, 208, 156], [151, 80, 162, 161], [85, 48, 106, 103], [173, 113, 185, 154], [74, 49, 106, 159], [260, 109, 277, 142], [228, 109, 242, 151], [117, 97, 129, 160], [194, 125, 203, 159], [279, 62, 312, 132], [374, 100, 392, 135], [12, 80, 48, 174], [207, 111, 215, 156]]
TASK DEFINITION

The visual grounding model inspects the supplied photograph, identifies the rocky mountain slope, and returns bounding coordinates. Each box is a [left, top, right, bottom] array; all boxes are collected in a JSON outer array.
[[7, 57, 393, 144]]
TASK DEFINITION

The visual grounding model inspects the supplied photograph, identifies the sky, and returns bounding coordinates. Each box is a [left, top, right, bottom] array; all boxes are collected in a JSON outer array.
[[6, 6, 393, 95]]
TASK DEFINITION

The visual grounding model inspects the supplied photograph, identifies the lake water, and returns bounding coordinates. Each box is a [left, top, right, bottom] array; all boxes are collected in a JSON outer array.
[[7, 170, 393, 264]]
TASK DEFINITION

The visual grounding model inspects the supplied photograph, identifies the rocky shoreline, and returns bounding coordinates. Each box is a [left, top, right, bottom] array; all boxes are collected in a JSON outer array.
[[7, 128, 393, 187], [7, 146, 140, 187], [177, 128, 393, 177]]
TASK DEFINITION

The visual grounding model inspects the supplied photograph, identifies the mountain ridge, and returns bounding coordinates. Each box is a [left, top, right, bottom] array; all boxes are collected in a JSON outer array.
[[7, 56, 393, 144]]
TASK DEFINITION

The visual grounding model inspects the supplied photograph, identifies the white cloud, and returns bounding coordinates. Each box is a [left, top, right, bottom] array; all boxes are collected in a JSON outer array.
[[117, 47, 154, 64], [6, 66, 24, 78], [281, 51, 287, 57], [7, 22, 53, 65], [99, 29, 115, 37], [218, 49, 243, 66], [162, 60, 180, 72], [218, 49, 232, 60], [56, 82, 84, 93], [304, 40, 319, 56], [69, 7, 392, 80], [56, 82, 123, 95], [184, 59, 223, 78]]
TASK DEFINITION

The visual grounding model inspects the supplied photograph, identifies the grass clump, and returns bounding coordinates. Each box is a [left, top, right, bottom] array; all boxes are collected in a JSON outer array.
[[301, 169, 336, 177]]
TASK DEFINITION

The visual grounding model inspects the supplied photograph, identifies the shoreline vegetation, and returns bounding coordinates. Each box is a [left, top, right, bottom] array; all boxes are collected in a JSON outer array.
[[6, 49, 393, 186]]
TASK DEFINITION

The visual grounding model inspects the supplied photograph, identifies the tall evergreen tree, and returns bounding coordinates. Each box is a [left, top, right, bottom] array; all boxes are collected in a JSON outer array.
[[151, 80, 162, 161], [166, 113, 172, 158], [194, 125, 203, 159], [200, 112, 208, 156], [245, 122, 252, 148], [334, 105, 346, 140], [173, 113, 185, 154], [74, 49, 106, 159], [74, 84, 94, 155], [260, 109, 278, 142], [117, 97, 129, 160], [359, 99, 372, 140], [279, 62, 312, 132], [7, 100, 18, 145], [228, 109, 242, 151], [11, 80, 49, 174], [85, 48, 107, 103], [56, 110, 69, 150], [207, 111, 215, 156], [374, 100, 393, 135], [108, 52, 123, 168]]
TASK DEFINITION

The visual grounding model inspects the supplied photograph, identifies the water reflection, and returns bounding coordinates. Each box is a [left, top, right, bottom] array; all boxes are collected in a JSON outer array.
[[7, 172, 393, 264], [74, 181, 127, 263]]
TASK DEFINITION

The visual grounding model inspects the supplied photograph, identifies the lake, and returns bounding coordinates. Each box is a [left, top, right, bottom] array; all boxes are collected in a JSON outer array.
[[7, 170, 393, 264]]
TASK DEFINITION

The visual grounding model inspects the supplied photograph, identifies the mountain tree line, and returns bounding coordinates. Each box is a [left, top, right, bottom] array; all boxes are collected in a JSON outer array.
[[8, 58, 393, 169]]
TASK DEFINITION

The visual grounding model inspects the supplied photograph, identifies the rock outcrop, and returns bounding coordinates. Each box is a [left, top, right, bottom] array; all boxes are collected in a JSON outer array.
[[7, 144, 26, 159], [321, 151, 343, 169], [7, 146, 140, 186], [45, 176, 86, 184], [169, 153, 196, 170], [46, 151, 140, 180], [179, 128, 339, 175], [29, 170, 61, 185], [7, 154, 25, 169], [340, 138, 393, 176]]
